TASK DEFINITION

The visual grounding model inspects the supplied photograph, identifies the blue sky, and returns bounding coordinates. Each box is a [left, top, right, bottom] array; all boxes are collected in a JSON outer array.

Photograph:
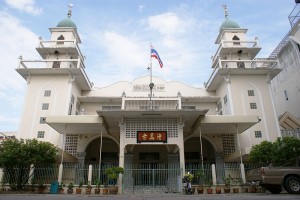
[[0, 0, 296, 132]]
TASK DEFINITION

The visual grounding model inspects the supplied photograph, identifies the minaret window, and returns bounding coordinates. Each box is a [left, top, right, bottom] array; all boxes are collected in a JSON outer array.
[[44, 90, 51, 97], [57, 35, 65, 44], [232, 35, 240, 45], [42, 103, 49, 110], [37, 131, 45, 138]]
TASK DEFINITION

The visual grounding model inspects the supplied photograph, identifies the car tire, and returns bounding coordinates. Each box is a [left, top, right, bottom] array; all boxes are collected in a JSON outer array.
[[267, 185, 282, 194], [284, 176, 300, 194]]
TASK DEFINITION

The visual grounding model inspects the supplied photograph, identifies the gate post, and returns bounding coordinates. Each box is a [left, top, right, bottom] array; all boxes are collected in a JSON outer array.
[[58, 163, 63, 184], [240, 163, 246, 183], [211, 164, 217, 186], [88, 164, 92, 183]]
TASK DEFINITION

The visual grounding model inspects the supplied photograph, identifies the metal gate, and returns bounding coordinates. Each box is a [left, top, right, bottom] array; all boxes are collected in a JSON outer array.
[[123, 163, 180, 194]]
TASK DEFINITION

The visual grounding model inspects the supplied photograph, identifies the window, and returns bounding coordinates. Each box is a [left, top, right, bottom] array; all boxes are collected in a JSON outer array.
[[37, 131, 45, 138], [44, 90, 51, 97], [250, 103, 257, 109], [232, 35, 240, 45], [68, 95, 75, 115], [217, 101, 222, 115], [248, 90, 255, 96], [182, 106, 196, 110], [255, 131, 262, 138], [42, 103, 49, 110], [57, 35, 64, 44], [40, 117, 46, 124], [223, 95, 228, 105], [284, 90, 288, 100]]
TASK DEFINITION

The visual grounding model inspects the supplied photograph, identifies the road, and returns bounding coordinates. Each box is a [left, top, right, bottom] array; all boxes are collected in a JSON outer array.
[[0, 193, 299, 200]]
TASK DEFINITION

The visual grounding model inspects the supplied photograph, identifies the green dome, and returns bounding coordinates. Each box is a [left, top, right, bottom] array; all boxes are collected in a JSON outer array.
[[220, 18, 240, 30], [57, 18, 77, 28]]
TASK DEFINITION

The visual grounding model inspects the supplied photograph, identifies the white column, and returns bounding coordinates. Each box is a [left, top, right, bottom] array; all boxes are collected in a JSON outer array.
[[0, 168, 3, 187], [28, 164, 35, 184], [118, 122, 125, 194], [240, 163, 246, 183], [212, 164, 217, 186], [58, 163, 63, 184], [88, 165, 92, 184], [224, 74, 235, 115]]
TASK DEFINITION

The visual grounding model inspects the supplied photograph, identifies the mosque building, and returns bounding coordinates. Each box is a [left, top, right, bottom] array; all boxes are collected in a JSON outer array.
[[15, 5, 281, 193]]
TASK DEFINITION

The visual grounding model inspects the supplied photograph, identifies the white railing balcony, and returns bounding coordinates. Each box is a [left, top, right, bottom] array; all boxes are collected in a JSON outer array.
[[18, 58, 85, 69], [212, 40, 260, 64], [124, 99, 179, 110], [212, 58, 279, 69], [281, 129, 300, 139]]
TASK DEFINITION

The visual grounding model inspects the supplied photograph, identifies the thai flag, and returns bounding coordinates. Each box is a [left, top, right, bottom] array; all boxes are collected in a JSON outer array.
[[151, 46, 163, 68]]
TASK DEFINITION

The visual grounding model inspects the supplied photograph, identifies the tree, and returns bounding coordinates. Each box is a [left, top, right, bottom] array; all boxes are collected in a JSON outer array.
[[0, 138, 58, 190], [249, 137, 300, 166]]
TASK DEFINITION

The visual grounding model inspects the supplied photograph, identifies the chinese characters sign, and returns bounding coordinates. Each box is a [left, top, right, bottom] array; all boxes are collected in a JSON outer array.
[[137, 131, 167, 143]]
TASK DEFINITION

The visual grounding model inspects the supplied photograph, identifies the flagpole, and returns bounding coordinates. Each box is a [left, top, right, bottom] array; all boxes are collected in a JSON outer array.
[[149, 43, 154, 110]]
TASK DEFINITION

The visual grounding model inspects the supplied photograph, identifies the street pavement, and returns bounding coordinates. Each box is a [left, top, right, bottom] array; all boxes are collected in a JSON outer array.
[[0, 193, 299, 200]]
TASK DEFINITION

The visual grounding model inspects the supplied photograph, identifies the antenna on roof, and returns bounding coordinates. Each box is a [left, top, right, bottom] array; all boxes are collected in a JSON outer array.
[[68, 3, 74, 18], [222, 4, 229, 19]]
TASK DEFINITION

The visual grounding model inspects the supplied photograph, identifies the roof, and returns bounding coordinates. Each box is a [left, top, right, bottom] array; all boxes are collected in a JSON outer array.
[[220, 18, 240, 30], [57, 18, 77, 28]]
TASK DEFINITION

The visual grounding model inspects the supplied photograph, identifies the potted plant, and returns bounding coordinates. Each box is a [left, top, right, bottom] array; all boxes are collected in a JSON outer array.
[[240, 179, 249, 193], [67, 183, 74, 194], [104, 166, 124, 195], [102, 180, 109, 195], [76, 181, 83, 194], [206, 179, 213, 194], [38, 183, 47, 193], [215, 183, 222, 194], [232, 178, 239, 193], [59, 182, 65, 194], [85, 181, 92, 195], [94, 179, 101, 195], [195, 169, 205, 194], [223, 174, 231, 193]]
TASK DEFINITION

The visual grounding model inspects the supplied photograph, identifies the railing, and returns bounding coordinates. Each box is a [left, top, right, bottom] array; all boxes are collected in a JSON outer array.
[[281, 129, 300, 139], [124, 100, 179, 110], [212, 58, 279, 69], [212, 40, 259, 64], [18, 58, 85, 69]]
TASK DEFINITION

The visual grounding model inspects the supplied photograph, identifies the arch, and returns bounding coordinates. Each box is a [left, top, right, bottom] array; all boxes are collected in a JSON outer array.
[[83, 134, 120, 152], [185, 134, 218, 152], [232, 35, 240, 45], [57, 35, 65, 44]]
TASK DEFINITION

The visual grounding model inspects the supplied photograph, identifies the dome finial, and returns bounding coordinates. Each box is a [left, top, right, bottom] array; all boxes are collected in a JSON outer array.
[[222, 4, 229, 19], [67, 3, 74, 18]]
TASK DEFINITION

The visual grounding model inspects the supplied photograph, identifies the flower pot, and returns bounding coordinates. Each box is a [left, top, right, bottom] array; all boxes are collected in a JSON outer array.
[[216, 187, 222, 194], [102, 188, 109, 195], [207, 188, 213, 194], [67, 188, 73, 194], [233, 188, 239, 193], [76, 188, 82, 194], [109, 187, 118, 194], [86, 188, 92, 195], [59, 188, 65, 194], [224, 187, 230, 193], [94, 188, 100, 194], [197, 188, 204, 194], [242, 187, 248, 193]]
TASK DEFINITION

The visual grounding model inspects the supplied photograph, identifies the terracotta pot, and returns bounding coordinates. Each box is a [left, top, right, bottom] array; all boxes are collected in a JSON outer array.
[[76, 188, 82, 194], [109, 187, 118, 195], [197, 188, 204, 194], [216, 187, 222, 194], [233, 188, 239, 193], [102, 188, 109, 195], [242, 187, 248, 193], [207, 188, 213, 194], [94, 188, 100, 194], [224, 187, 230, 193], [67, 188, 73, 194], [59, 188, 64, 194], [86, 188, 92, 195]]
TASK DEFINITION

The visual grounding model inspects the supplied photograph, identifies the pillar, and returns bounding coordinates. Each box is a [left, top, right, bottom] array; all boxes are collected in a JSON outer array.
[[167, 154, 179, 193], [124, 154, 134, 189], [58, 163, 63, 184], [88, 164, 93, 184], [240, 163, 246, 183], [211, 164, 217, 186], [0, 168, 3, 189], [28, 164, 34, 184]]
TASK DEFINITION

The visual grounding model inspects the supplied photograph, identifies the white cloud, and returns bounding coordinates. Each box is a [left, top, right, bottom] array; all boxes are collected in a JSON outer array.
[[5, 0, 42, 15], [0, 11, 39, 130]]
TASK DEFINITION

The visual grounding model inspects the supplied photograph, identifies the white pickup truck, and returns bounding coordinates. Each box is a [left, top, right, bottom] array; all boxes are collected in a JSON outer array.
[[246, 166, 300, 194]]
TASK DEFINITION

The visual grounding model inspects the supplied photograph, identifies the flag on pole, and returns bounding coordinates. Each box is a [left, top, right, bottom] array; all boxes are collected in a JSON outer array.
[[151, 45, 163, 68]]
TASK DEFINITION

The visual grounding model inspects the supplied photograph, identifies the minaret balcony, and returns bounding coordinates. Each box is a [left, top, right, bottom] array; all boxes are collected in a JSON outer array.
[[18, 58, 85, 69], [36, 40, 84, 60], [211, 40, 261, 67], [212, 58, 279, 69]]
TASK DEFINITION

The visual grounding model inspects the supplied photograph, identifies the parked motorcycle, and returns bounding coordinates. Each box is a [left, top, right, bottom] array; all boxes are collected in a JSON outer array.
[[182, 174, 193, 195]]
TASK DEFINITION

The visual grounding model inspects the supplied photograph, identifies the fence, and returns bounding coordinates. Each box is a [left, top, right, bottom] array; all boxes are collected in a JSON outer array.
[[1, 162, 261, 191]]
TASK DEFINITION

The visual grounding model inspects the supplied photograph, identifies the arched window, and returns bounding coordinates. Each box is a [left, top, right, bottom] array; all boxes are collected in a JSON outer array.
[[232, 35, 240, 45], [57, 35, 65, 44]]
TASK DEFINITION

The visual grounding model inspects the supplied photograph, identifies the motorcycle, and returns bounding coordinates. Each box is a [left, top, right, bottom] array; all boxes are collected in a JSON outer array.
[[182, 175, 193, 195]]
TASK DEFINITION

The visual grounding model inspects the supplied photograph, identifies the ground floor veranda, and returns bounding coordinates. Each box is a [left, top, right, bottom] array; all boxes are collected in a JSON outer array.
[[42, 110, 260, 193]]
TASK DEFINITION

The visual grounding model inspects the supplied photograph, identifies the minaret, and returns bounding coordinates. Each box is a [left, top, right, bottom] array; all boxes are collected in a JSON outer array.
[[16, 5, 91, 146]]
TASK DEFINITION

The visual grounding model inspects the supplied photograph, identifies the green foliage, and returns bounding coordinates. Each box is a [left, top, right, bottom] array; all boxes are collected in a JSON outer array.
[[195, 169, 205, 185], [94, 179, 101, 189], [249, 137, 300, 166], [68, 183, 74, 189], [0, 138, 58, 190], [104, 166, 124, 187], [222, 174, 231, 187]]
